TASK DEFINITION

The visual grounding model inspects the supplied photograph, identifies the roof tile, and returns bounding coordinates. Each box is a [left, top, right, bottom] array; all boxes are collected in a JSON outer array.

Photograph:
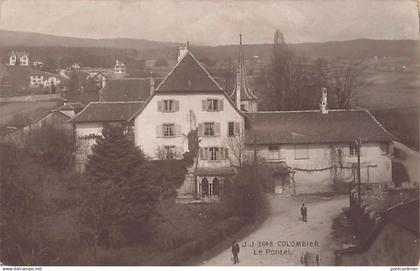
[[245, 109, 394, 144], [73, 102, 144, 123]]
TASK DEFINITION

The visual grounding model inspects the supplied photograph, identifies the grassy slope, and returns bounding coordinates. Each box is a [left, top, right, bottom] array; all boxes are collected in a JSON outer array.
[[356, 70, 420, 109], [0, 100, 62, 126]]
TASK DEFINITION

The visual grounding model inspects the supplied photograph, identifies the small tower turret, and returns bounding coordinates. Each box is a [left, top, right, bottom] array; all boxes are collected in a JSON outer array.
[[229, 34, 258, 112]]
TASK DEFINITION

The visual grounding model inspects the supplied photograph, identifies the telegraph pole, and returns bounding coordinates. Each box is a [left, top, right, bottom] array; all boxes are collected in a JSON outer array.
[[356, 139, 361, 207], [355, 138, 362, 239]]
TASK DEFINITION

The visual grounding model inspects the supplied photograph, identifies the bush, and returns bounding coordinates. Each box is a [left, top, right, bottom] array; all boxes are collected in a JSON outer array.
[[24, 124, 76, 171], [230, 164, 268, 222]]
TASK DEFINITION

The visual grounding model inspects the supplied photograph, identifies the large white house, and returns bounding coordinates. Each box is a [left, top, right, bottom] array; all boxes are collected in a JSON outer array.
[[129, 49, 245, 202], [72, 38, 394, 202]]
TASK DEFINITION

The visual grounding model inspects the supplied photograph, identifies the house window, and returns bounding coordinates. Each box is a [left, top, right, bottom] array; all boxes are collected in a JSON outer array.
[[228, 122, 235, 136], [204, 122, 215, 136], [207, 99, 219, 111], [294, 144, 309, 159], [163, 100, 174, 112], [240, 104, 246, 111], [209, 147, 220, 161], [163, 146, 176, 159], [163, 124, 175, 137], [349, 143, 359, 156], [268, 145, 281, 160], [200, 147, 228, 161]]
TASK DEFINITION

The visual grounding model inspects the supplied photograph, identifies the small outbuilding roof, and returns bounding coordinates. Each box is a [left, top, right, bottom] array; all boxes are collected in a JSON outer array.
[[99, 78, 162, 102], [245, 109, 394, 144], [72, 101, 144, 123]]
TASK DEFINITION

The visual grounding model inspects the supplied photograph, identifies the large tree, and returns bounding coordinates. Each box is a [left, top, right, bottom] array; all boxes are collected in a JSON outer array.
[[83, 124, 159, 248], [330, 63, 363, 109], [267, 30, 332, 111]]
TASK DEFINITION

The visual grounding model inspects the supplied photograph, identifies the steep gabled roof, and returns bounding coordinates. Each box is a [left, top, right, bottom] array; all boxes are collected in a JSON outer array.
[[99, 78, 162, 102], [128, 49, 245, 121], [72, 101, 144, 123], [244, 109, 394, 144], [155, 51, 223, 93]]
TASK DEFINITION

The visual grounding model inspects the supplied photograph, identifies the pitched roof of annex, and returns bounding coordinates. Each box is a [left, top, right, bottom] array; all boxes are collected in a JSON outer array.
[[244, 109, 394, 144]]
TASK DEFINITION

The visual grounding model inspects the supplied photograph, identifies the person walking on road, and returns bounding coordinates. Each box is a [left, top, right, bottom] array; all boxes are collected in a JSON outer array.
[[231, 240, 240, 264], [303, 204, 308, 222], [300, 203, 308, 222]]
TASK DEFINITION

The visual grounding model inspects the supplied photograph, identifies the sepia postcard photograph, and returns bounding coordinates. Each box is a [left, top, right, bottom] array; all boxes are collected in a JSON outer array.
[[0, 0, 419, 269]]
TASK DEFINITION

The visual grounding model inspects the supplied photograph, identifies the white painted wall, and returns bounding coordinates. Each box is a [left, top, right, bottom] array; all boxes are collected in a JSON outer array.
[[134, 93, 244, 168], [248, 142, 393, 194], [75, 122, 103, 138]]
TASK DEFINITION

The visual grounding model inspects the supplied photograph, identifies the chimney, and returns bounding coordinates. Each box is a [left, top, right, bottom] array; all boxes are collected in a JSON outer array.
[[101, 75, 106, 88], [178, 42, 189, 62], [149, 72, 155, 96], [320, 87, 328, 114]]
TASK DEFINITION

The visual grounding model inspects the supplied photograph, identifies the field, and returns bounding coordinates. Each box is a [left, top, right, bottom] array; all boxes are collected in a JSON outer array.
[[356, 70, 420, 109], [0, 100, 61, 126]]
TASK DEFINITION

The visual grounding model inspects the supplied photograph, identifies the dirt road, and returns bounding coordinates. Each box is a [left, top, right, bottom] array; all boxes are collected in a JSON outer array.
[[204, 195, 348, 266]]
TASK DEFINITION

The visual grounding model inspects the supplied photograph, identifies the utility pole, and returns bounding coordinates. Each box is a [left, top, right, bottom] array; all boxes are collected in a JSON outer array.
[[252, 134, 257, 222], [355, 138, 362, 239], [356, 139, 361, 207]]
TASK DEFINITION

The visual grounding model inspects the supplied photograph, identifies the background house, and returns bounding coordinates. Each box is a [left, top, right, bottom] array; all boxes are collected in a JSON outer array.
[[98, 76, 162, 102], [72, 101, 144, 172], [9, 51, 30, 66]]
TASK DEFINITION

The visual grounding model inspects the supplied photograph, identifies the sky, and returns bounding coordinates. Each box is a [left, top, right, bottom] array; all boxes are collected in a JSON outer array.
[[0, 0, 418, 45]]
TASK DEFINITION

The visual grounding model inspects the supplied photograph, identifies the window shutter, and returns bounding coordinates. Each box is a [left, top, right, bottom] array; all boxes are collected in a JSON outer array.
[[174, 100, 179, 112], [157, 101, 163, 112], [202, 100, 207, 111], [198, 123, 204, 137], [215, 123, 221, 136], [199, 148, 204, 160], [218, 99, 224, 111], [225, 148, 229, 160], [156, 125, 163, 138], [204, 148, 209, 160], [234, 122, 240, 136], [175, 124, 181, 137], [219, 148, 225, 160]]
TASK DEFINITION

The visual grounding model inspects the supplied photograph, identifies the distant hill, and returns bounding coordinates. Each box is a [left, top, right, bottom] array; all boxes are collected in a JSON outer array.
[[182, 39, 420, 61], [0, 29, 418, 60], [0, 29, 181, 50]]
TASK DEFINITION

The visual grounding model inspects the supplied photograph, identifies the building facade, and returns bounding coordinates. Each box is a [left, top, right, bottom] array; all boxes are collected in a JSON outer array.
[[130, 50, 244, 202], [245, 109, 394, 194]]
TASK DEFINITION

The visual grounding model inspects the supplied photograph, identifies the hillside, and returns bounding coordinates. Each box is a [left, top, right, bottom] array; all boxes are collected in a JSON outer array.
[[0, 29, 180, 50], [0, 29, 418, 60], [181, 39, 420, 61]]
